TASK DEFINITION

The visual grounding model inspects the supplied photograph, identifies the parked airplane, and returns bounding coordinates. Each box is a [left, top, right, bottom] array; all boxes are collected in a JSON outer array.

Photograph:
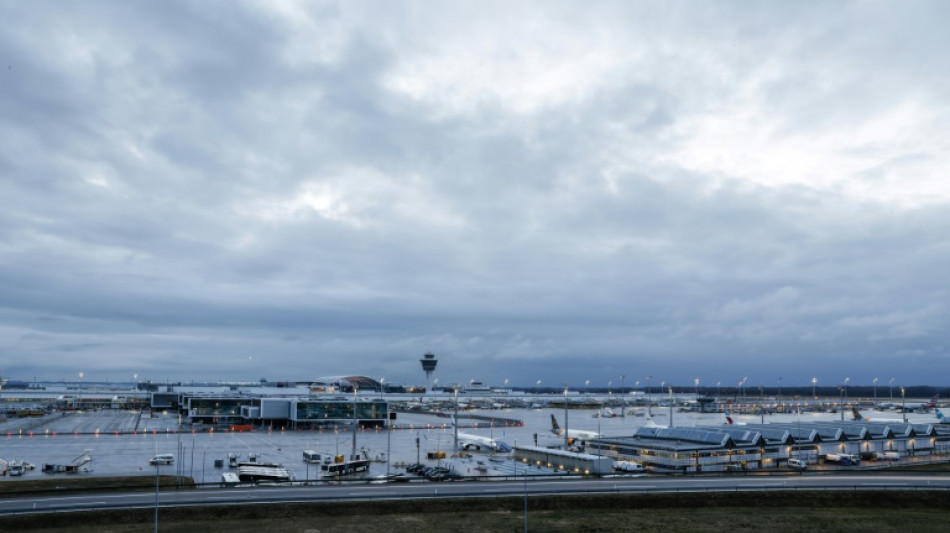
[[723, 410, 746, 426], [550, 414, 600, 443], [851, 408, 906, 424], [451, 417, 512, 452], [643, 414, 667, 429], [890, 395, 938, 413], [936, 408, 950, 425]]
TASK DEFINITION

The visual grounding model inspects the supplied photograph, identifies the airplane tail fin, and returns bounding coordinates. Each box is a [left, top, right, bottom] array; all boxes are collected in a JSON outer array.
[[851, 407, 863, 421], [550, 414, 561, 435], [937, 408, 945, 421], [725, 410, 734, 425]]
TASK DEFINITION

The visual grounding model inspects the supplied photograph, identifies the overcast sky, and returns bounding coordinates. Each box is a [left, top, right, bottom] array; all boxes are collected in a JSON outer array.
[[2, 1, 948, 389]]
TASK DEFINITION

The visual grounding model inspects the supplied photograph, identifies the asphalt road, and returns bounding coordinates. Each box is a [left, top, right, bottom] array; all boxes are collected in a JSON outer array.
[[3, 474, 950, 515]]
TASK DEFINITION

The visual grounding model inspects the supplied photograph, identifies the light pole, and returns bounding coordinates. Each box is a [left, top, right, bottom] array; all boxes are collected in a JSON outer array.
[[873, 378, 878, 402], [694, 377, 700, 397], [812, 377, 818, 399], [78, 372, 84, 411], [839, 386, 845, 421], [563, 384, 570, 450], [154, 462, 161, 533], [620, 375, 626, 419], [351, 387, 358, 458], [453, 385, 459, 453], [386, 393, 391, 476], [668, 386, 674, 428], [889, 378, 895, 401], [844, 377, 850, 407], [901, 386, 906, 423]]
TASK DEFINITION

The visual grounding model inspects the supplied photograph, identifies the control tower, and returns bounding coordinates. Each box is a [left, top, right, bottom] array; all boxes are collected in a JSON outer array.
[[420, 352, 438, 392]]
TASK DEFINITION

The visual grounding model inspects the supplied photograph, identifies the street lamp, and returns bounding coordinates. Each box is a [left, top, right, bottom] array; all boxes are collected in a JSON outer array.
[[889, 378, 895, 401], [844, 377, 850, 406], [620, 375, 626, 419], [873, 378, 878, 401], [563, 384, 570, 450], [78, 372, 84, 411], [453, 385, 460, 452], [154, 462, 162, 533], [812, 377, 818, 399], [694, 377, 700, 396], [901, 386, 907, 423]]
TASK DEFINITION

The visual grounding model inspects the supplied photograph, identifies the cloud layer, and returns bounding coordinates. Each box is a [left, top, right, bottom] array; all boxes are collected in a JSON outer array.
[[1, 1, 948, 387]]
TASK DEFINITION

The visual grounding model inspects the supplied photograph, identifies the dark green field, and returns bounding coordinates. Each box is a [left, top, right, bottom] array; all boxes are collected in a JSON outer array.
[[2, 490, 950, 532]]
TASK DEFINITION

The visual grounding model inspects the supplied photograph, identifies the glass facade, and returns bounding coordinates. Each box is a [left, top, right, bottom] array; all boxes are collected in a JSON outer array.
[[189, 398, 256, 419], [295, 400, 387, 423]]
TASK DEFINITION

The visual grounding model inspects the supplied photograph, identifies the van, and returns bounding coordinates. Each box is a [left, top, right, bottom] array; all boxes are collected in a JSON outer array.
[[787, 458, 807, 470], [149, 454, 175, 466]]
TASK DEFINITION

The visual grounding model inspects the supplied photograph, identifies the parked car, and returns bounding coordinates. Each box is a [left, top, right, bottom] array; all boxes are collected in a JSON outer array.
[[149, 454, 175, 466], [786, 458, 808, 470]]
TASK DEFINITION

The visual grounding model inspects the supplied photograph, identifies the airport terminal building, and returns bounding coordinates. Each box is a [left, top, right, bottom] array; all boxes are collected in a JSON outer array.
[[158, 376, 393, 430], [591, 421, 950, 472]]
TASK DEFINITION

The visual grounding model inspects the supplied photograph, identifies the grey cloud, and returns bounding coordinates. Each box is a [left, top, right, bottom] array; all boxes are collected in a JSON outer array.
[[1, 1, 948, 388]]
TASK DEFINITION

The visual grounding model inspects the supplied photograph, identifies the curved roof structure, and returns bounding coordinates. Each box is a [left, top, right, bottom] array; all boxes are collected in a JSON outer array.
[[311, 376, 382, 391]]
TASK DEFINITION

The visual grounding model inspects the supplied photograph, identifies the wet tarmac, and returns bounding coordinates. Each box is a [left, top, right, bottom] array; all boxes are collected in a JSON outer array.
[[0, 407, 943, 484]]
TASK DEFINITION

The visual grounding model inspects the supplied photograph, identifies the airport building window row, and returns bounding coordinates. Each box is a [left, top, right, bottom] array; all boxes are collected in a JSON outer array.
[[589, 421, 950, 472]]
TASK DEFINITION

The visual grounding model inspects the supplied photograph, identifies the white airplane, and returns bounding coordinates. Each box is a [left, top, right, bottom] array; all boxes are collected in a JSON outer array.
[[643, 414, 667, 429], [936, 408, 950, 425], [456, 432, 512, 453], [723, 410, 746, 426], [549, 414, 600, 443], [592, 407, 619, 418], [851, 408, 906, 424], [898, 395, 939, 412], [451, 418, 512, 452]]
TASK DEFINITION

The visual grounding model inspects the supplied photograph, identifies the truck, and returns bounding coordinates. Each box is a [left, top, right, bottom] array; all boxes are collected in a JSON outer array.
[[824, 453, 859, 466], [875, 451, 902, 461]]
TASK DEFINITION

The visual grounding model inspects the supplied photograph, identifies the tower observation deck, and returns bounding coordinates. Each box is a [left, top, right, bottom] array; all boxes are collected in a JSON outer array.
[[420, 352, 438, 390]]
